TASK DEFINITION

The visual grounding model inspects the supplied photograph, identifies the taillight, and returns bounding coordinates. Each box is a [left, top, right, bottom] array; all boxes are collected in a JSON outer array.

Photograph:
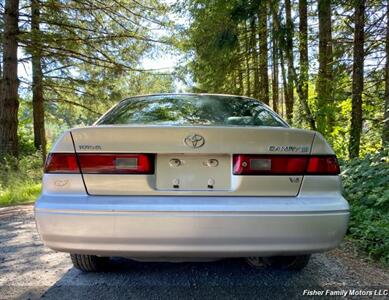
[[306, 156, 340, 175], [44, 153, 80, 173], [78, 154, 154, 174], [233, 155, 340, 175], [44, 153, 155, 174]]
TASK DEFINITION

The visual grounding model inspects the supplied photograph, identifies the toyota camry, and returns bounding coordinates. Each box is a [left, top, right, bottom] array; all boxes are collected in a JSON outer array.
[[34, 93, 349, 272]]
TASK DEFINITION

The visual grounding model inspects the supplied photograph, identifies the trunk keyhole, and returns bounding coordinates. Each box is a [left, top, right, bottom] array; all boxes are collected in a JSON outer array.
[[173, 178, 179, 189], [207, 178, 215, 189]]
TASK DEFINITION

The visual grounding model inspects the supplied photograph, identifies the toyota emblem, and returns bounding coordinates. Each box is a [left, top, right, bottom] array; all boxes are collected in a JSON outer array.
[[184, 134, 205, 148]]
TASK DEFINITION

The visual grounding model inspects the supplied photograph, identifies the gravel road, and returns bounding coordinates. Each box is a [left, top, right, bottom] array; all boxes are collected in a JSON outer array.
[[0, 205, 388, 300]]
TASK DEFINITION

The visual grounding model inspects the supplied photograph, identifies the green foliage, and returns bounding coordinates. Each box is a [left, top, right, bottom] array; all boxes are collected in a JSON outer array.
[[18, 98, 37, 156], [0, 153, 42, 206], [341, 149, 389, 264], [182, 0, 244, 93], [183, 0, 386, 160], [13, 0, 175, 129]]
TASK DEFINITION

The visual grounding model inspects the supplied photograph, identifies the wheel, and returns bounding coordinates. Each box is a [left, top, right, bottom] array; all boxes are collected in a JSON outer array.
[[70, 254, 110, 272], [263, 255, 311, 271]]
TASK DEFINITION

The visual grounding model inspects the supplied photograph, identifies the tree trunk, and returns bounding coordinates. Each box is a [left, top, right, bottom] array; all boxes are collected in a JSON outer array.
[[238, 66, 244, 95], [349, 0, 365, 158], [317, 0, 334, 136], [233, 71, 238, 94], [280, 47, 288, 120], [31, 0, 46, 162], [0, 45, 2, 103], [237, 36, 245, 95], [258, 3, 269, 105], [280, 76, 285, 118], [271, 0, 279, 113], [383, 0, 389, 146], [0, 51, 2, 79], [285, 0, 294, 123], [250, 17, 260, 100], [298, 0, 315, 130], [0, 0, 19, 159], [244, 21, 251, 96]]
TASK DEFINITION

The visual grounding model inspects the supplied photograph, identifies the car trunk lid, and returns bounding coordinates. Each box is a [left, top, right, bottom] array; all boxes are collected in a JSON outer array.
[[70, 126, 315, 196]]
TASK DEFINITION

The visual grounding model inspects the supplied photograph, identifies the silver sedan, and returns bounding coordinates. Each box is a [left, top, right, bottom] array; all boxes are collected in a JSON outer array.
[[34, 94, 349, 272]]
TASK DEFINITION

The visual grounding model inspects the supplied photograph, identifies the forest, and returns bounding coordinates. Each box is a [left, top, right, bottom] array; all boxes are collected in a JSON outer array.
[[0, 0, 388, 263]]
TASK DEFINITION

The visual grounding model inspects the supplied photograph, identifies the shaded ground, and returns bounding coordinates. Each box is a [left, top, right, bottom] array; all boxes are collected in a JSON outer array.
[[0, 205, 388, 299]]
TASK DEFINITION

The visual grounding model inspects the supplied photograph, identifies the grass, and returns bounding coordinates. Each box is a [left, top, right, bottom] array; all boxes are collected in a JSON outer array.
[[0, 183, 41, 206], [0, 152, 43, 207]]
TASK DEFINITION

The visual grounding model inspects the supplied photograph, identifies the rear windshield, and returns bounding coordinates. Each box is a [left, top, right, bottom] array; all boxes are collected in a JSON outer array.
[[96, 94, 287, 127]]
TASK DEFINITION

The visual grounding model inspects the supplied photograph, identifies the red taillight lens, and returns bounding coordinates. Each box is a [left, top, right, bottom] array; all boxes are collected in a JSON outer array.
[[78, 154, 154, 174], [233, 155, 340, 175], [44, 153, 155, 174], [44, 153, 80, 173], [233, 155, 308, 175], [306, 156, 340, 175]]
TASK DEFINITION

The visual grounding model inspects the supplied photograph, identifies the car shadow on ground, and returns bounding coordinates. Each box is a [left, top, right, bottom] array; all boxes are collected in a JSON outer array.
[[37, 257, 325, 300]]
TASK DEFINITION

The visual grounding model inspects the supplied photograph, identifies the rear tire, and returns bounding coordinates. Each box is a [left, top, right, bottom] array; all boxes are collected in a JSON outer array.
[[263, 255, 311, 271], [70, 254, 110, 272]]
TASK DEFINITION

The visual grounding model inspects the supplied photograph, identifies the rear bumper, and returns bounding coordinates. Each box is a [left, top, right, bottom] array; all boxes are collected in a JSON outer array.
[[34, 195, 349, 258]]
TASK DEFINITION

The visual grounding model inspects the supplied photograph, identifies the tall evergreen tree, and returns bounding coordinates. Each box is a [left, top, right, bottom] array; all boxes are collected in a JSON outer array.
[[20, 0, 170, 155], [349, 0, 365, 158], [384, 0, 389, 146], [317, 0, 334, 136], [298, 0, 315, 130], [183, 0, 386, 157], [258, 1, 269, 105], [0, 0, 19, 159], [271, 0, 279, 113], [30, 0, 46, 161], [284, 0, 294, 123], [251, 17, 260, 99]]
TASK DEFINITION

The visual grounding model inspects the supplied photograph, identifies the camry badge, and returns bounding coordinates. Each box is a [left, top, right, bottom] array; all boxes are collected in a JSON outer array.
[[184, 134, 205, 148], [269, 145, 309, 153]]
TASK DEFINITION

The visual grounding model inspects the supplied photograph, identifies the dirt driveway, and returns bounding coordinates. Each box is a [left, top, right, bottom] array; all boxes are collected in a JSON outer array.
[[0, 205, 388, 300]]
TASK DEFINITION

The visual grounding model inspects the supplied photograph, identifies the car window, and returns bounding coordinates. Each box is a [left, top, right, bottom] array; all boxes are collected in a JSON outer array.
[[96, 95, 288, 127]]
